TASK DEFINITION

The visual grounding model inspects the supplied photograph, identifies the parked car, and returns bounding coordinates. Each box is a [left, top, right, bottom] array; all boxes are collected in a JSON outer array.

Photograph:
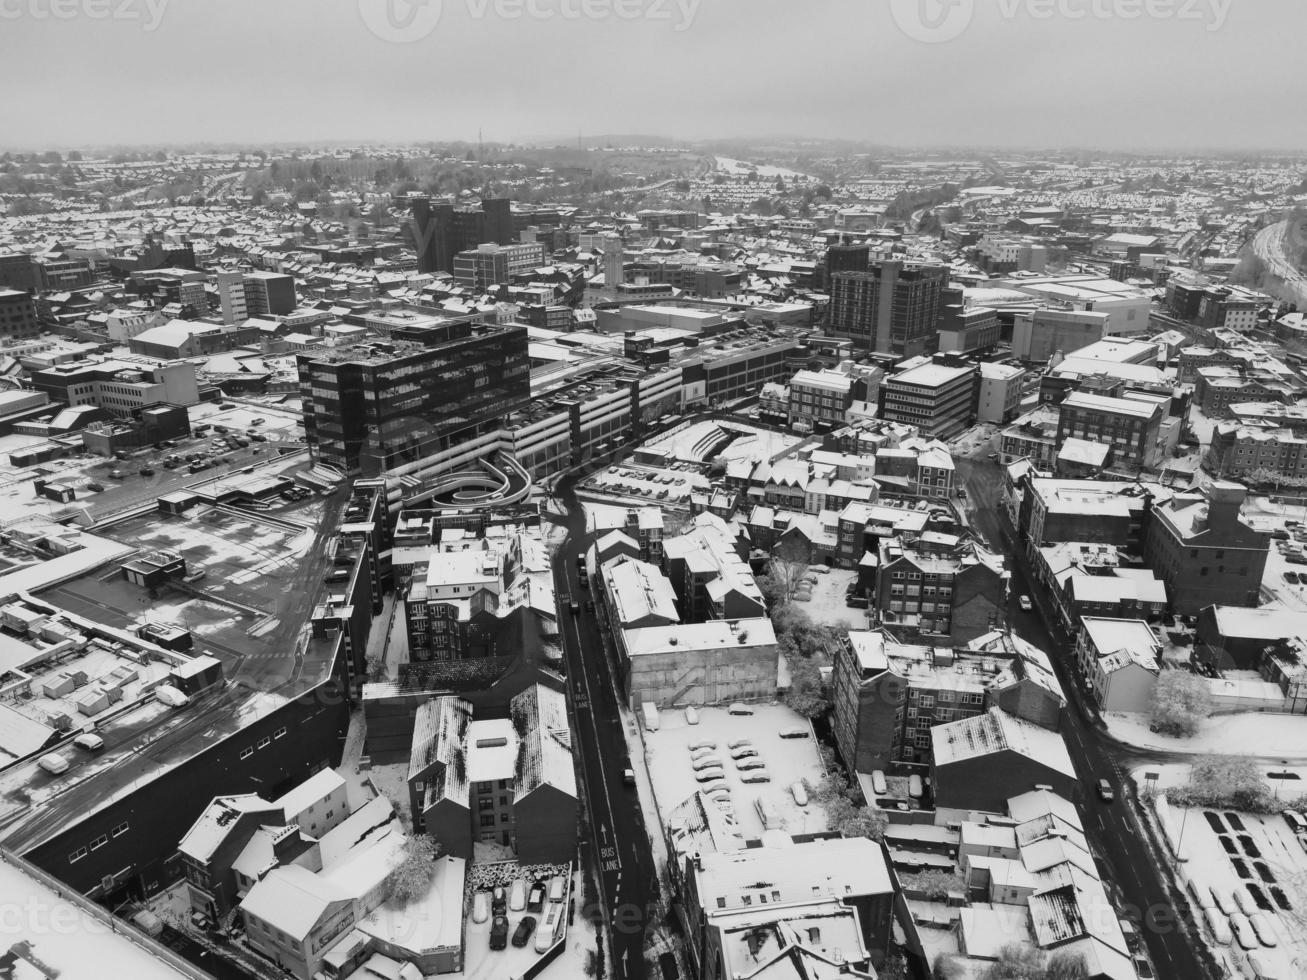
[[72, 732, 104, 752], [472, 892, 490, 923], [85, 481, 105, 492], [509, 879, 527, 912], [1287, 571, 1301, 585], [511, 915, 537, 948], [491, 886, 507, 917], [489, 915, 509, 950], [527, 882, 545, 913], [37, 753, 70, 775]]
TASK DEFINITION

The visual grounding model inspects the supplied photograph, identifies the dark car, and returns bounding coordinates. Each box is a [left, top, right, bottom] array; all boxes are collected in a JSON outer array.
[[511, 915, 537, 948], [527, 882, 545, 913], [139, 466, 155, 476], [569, 599, 580, 614], [491, 886, 507, 917], [489, 915, 509, 951]]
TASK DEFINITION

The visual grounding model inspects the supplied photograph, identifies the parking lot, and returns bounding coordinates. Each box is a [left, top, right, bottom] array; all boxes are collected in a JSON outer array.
[[582, 461, 710, 506]]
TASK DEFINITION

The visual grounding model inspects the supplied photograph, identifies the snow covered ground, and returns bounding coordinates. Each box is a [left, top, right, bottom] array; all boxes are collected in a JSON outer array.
[[790, 566, 866, 629], [713, 156, 811, 180], [1107, 711, 1307, 759]]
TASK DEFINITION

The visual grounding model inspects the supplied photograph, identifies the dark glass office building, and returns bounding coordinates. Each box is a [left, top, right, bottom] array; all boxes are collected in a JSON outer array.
[[298, 321, 530, 476]]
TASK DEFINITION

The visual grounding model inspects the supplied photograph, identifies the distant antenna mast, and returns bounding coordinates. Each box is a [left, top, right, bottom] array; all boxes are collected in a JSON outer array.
[[478, 129, 483, 159]]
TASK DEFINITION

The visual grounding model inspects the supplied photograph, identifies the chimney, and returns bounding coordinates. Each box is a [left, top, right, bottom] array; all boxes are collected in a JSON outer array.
[[1204, 480, 1246, 532]]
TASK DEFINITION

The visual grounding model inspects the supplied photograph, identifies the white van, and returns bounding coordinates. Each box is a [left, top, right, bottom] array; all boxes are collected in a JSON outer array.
[[547, 875, 565, 903], [908, 774, 924, 798], [535, 904, 560, 953], [38, 753, 70, 775], [154, 685, 190, 708]]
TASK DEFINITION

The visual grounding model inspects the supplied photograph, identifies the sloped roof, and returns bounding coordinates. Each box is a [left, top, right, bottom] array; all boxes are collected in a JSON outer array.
[[512, 684, 575, 800], [932, 707, 1074, 778]]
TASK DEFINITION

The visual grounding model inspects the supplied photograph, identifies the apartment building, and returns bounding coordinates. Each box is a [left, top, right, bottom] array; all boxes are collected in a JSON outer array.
[[1074, 617, 1161, 713], [998, 406, 1059, 469], [0, 288, 39, 341], [976, 362, 1026, 424], [406, 685, 575, 863], [827, 259, 948, 357], [875, 538, 1006, 644], [832, 629, 1064, 773], [1207, 421, 1307, 482]]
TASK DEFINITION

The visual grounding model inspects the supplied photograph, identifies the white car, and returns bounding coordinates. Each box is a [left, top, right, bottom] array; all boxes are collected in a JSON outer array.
[[695, 767, 726, 783], [736, 757, 767, 771], [691, 755, 723, 772], [1018, 595, 1033, 612]]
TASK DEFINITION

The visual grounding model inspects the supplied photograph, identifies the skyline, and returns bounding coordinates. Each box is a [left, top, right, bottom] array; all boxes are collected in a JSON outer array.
[[2, 0, 1305, 152]]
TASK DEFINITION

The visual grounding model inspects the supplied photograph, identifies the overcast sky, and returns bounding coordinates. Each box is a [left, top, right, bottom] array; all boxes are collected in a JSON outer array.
[[2, 0, 1303, 151]]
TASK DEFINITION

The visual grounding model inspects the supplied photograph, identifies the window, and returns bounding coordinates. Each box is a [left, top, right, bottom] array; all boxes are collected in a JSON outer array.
[[89, 834, 109, 851], [257, 736, 271, 749], [239, 746, 253, 760], [69, 847, 87, 864], [112, 822, 129, 838], [274, 727, 287, 739], [480, 815, 495, 828]]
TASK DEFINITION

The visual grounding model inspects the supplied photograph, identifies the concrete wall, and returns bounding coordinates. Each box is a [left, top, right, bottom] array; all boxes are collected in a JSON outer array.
[[628, 643, 779, 708], [514, 784, 576, 866]]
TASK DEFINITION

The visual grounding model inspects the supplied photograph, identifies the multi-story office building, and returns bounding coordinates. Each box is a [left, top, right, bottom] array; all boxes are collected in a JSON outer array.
[[408, 196, 516, 274], [880, 358, 977, 439], [298, 321, 530, 477], [452, 242, 546, 291], [827, 259, 948, 357], [29, 357, 200, 415], [1144, 482, 1270, 615], [242, 271, 296, 317], [1055, 390, 1166, 468], [787, 367, 859, 431], [0, 287, 38, 341], [937, 288, 1000, 355]]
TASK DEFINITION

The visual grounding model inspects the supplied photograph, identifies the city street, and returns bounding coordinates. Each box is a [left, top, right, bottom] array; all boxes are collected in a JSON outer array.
[[551, 470, 658, 980], [957, 456, 1220, 980]]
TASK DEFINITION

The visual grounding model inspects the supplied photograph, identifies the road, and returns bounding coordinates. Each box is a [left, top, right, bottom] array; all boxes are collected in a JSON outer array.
[[956, 454, 1220, 980], [551, 470, 657, 980], [1250, 220, 1307, 307]]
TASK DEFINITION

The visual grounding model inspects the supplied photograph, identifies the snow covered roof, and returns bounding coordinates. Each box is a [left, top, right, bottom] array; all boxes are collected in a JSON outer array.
[[177, 794, 280, 863], [932, 707, 1074, 778], [511, 684, 576, 800]]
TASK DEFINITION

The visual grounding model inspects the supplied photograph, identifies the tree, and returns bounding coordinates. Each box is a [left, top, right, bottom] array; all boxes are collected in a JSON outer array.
[[384, 834, 441, 906], [1171, 754, 1274, 812], [979, 945, 1087, 980], [761, 557, 808, 608], [807, 774, 886, 840], [782, 654, 828, 718], [1149, 669, 1212, 737]]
